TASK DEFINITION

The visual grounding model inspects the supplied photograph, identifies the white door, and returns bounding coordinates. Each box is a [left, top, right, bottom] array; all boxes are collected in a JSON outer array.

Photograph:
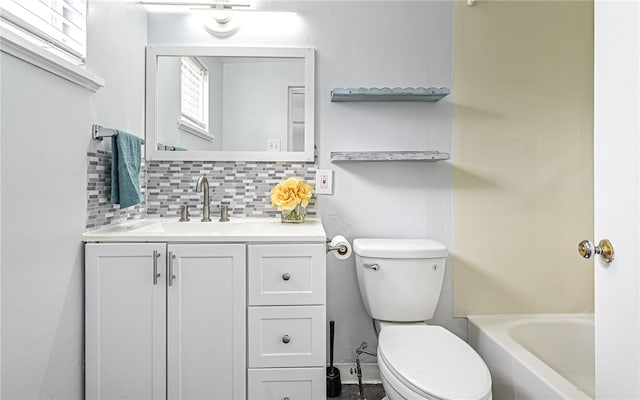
[[594, 1, 640, 398], [167, 244, 246, 400], [85, 243, 166, 400], [287, 86, 305, 151]]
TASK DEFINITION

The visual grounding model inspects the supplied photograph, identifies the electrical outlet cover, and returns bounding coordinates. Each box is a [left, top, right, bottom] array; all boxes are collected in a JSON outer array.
[[267, 139, 281, 152], [316, 169, 333, 195]]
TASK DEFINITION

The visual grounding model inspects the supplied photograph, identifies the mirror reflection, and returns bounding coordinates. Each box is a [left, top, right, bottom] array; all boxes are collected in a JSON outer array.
[[156, 56, 305, 153]]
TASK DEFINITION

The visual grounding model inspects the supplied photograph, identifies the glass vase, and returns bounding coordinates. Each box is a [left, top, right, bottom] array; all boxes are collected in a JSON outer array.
[[280, 204, 306, 223]]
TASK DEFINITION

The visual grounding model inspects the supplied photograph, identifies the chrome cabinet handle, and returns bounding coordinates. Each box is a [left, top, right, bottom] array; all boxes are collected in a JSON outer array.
[[168, 252, 176, 286], [153, 250, 161, 285], [363, 263, 380, 271], [578, 239, 615, 263], [282, 273, 291, 281], [282, 335, 291, 344]]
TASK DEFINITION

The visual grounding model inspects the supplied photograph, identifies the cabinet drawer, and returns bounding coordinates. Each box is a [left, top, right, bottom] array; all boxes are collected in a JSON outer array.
[[248, 244, 326, 306], [248, 306, 325, 368], [248, 368, 325, 400]]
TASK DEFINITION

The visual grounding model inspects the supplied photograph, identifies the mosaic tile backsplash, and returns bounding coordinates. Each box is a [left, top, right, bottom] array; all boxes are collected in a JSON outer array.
[[86, 151, 318, 229], [146, 160, 317, 219], [86, 150, 146, 229]]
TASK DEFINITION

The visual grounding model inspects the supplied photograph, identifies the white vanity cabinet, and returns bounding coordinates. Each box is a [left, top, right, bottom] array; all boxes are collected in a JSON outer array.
[[85, 242, 246, 400], [247, 244, 326, 400], [83, 218, 328, 400]]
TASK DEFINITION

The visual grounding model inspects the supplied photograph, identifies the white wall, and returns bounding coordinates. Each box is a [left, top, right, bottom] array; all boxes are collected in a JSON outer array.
[[0, 1, 147, 397], [148, 0, 457, 367], [206, 57, 224, 151], [156, 57, 182, 148], [222, 60, 304, 151], [452, 1, 593, 316]]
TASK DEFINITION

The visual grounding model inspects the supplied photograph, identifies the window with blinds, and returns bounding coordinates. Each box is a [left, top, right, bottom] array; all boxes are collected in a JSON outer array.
[[180, 56, 209, 130], [1, 0, 87, 62]]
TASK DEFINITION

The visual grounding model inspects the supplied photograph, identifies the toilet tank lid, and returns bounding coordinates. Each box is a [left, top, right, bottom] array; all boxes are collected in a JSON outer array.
[[353, 238, 447, 258]]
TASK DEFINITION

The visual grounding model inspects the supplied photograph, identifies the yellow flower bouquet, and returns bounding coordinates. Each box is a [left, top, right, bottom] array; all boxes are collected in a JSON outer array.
[[271, 177, 313, 223]]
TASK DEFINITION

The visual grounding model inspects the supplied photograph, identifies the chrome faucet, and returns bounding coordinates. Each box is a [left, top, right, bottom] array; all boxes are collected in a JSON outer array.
[[195, 176, 211, 222]]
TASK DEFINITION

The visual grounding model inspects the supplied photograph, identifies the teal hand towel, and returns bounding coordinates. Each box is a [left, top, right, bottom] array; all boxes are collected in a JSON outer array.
[[110, 130, 143, 208]]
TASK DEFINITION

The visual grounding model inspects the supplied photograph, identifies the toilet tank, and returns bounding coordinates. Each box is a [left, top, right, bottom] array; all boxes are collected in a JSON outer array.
[[353, 239, 447, 322]]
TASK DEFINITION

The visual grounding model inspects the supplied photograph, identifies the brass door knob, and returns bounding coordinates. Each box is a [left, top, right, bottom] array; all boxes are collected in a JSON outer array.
[[578, 239, 615, 263]]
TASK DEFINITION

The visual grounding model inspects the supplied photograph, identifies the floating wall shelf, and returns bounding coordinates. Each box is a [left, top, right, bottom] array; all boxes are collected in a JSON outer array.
[[330, 87, 450, 102], [331, 151, 450, 163]]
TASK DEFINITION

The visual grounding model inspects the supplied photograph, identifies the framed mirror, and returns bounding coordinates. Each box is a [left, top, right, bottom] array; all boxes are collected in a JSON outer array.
[[146, 46, 315, 161]]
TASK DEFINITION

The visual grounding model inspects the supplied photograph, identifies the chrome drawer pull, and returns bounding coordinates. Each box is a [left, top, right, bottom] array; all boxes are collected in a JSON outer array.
[[168, 252, 176, 286], [282, 273, 291, 281], [153, 250, 161, 285], [282, 335, 291, 344]]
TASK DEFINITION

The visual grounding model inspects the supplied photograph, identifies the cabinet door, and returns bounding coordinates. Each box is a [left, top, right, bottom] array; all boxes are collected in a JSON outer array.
[[248, 244, 326, 305], [85, 243, 166, 400], [167, 244, 246, 400]]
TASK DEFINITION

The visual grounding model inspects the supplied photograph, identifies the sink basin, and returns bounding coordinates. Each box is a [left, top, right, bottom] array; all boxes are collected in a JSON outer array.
[[135, 220, 244, 234]]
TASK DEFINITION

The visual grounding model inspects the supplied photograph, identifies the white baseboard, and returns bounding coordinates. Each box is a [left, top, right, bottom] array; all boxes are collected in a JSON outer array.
[[333, 362, 381, 384]]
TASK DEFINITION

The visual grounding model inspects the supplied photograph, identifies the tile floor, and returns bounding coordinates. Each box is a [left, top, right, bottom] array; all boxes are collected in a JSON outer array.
[[328, 384, 386, 400]]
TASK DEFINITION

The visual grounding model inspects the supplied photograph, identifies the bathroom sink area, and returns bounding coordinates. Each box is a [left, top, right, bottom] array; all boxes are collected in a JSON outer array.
[[135, 220, 245, 234], [82, 217, 326, 243]]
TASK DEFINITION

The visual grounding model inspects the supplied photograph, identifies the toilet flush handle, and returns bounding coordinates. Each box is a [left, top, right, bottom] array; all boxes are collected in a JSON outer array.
[[363, 263, 380, 271]]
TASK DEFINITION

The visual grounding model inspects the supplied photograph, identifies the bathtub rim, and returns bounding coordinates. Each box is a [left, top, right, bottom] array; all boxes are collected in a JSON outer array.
[[467, 313, 594, 400]]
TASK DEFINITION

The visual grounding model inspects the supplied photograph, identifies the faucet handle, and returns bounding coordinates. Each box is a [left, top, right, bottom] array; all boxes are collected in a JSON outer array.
[[219, 205, 230, 222], [179, 205, 190, 222]]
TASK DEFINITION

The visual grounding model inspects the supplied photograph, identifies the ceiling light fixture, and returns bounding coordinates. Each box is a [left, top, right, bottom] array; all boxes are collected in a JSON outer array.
[[141, 0, 250, 37]]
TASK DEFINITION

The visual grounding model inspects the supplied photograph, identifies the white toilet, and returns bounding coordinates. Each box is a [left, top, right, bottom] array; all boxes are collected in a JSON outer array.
[[353, 238, 492, 400]]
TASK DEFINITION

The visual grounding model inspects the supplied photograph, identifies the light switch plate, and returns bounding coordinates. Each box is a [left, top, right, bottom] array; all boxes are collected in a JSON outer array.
[[315, 169, 333, 195]]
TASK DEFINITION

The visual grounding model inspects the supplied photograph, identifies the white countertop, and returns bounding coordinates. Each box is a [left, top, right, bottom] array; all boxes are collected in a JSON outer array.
[[82, 217, 326, 243]]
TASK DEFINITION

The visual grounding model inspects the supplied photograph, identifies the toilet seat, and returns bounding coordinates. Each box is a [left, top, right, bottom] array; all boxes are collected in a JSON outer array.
[[378, 325, 492, 400]]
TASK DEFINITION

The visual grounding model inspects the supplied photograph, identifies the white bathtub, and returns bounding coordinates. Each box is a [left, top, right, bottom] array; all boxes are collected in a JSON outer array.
[[468, 314, 594, 400]]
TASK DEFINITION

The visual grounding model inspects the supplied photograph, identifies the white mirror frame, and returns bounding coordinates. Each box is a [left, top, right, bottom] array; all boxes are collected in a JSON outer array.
[[145, 46, 315, 162]]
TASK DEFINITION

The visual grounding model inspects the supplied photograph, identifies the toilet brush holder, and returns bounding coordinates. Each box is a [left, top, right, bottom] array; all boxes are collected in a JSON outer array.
[[327, 321, 342, 397]]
